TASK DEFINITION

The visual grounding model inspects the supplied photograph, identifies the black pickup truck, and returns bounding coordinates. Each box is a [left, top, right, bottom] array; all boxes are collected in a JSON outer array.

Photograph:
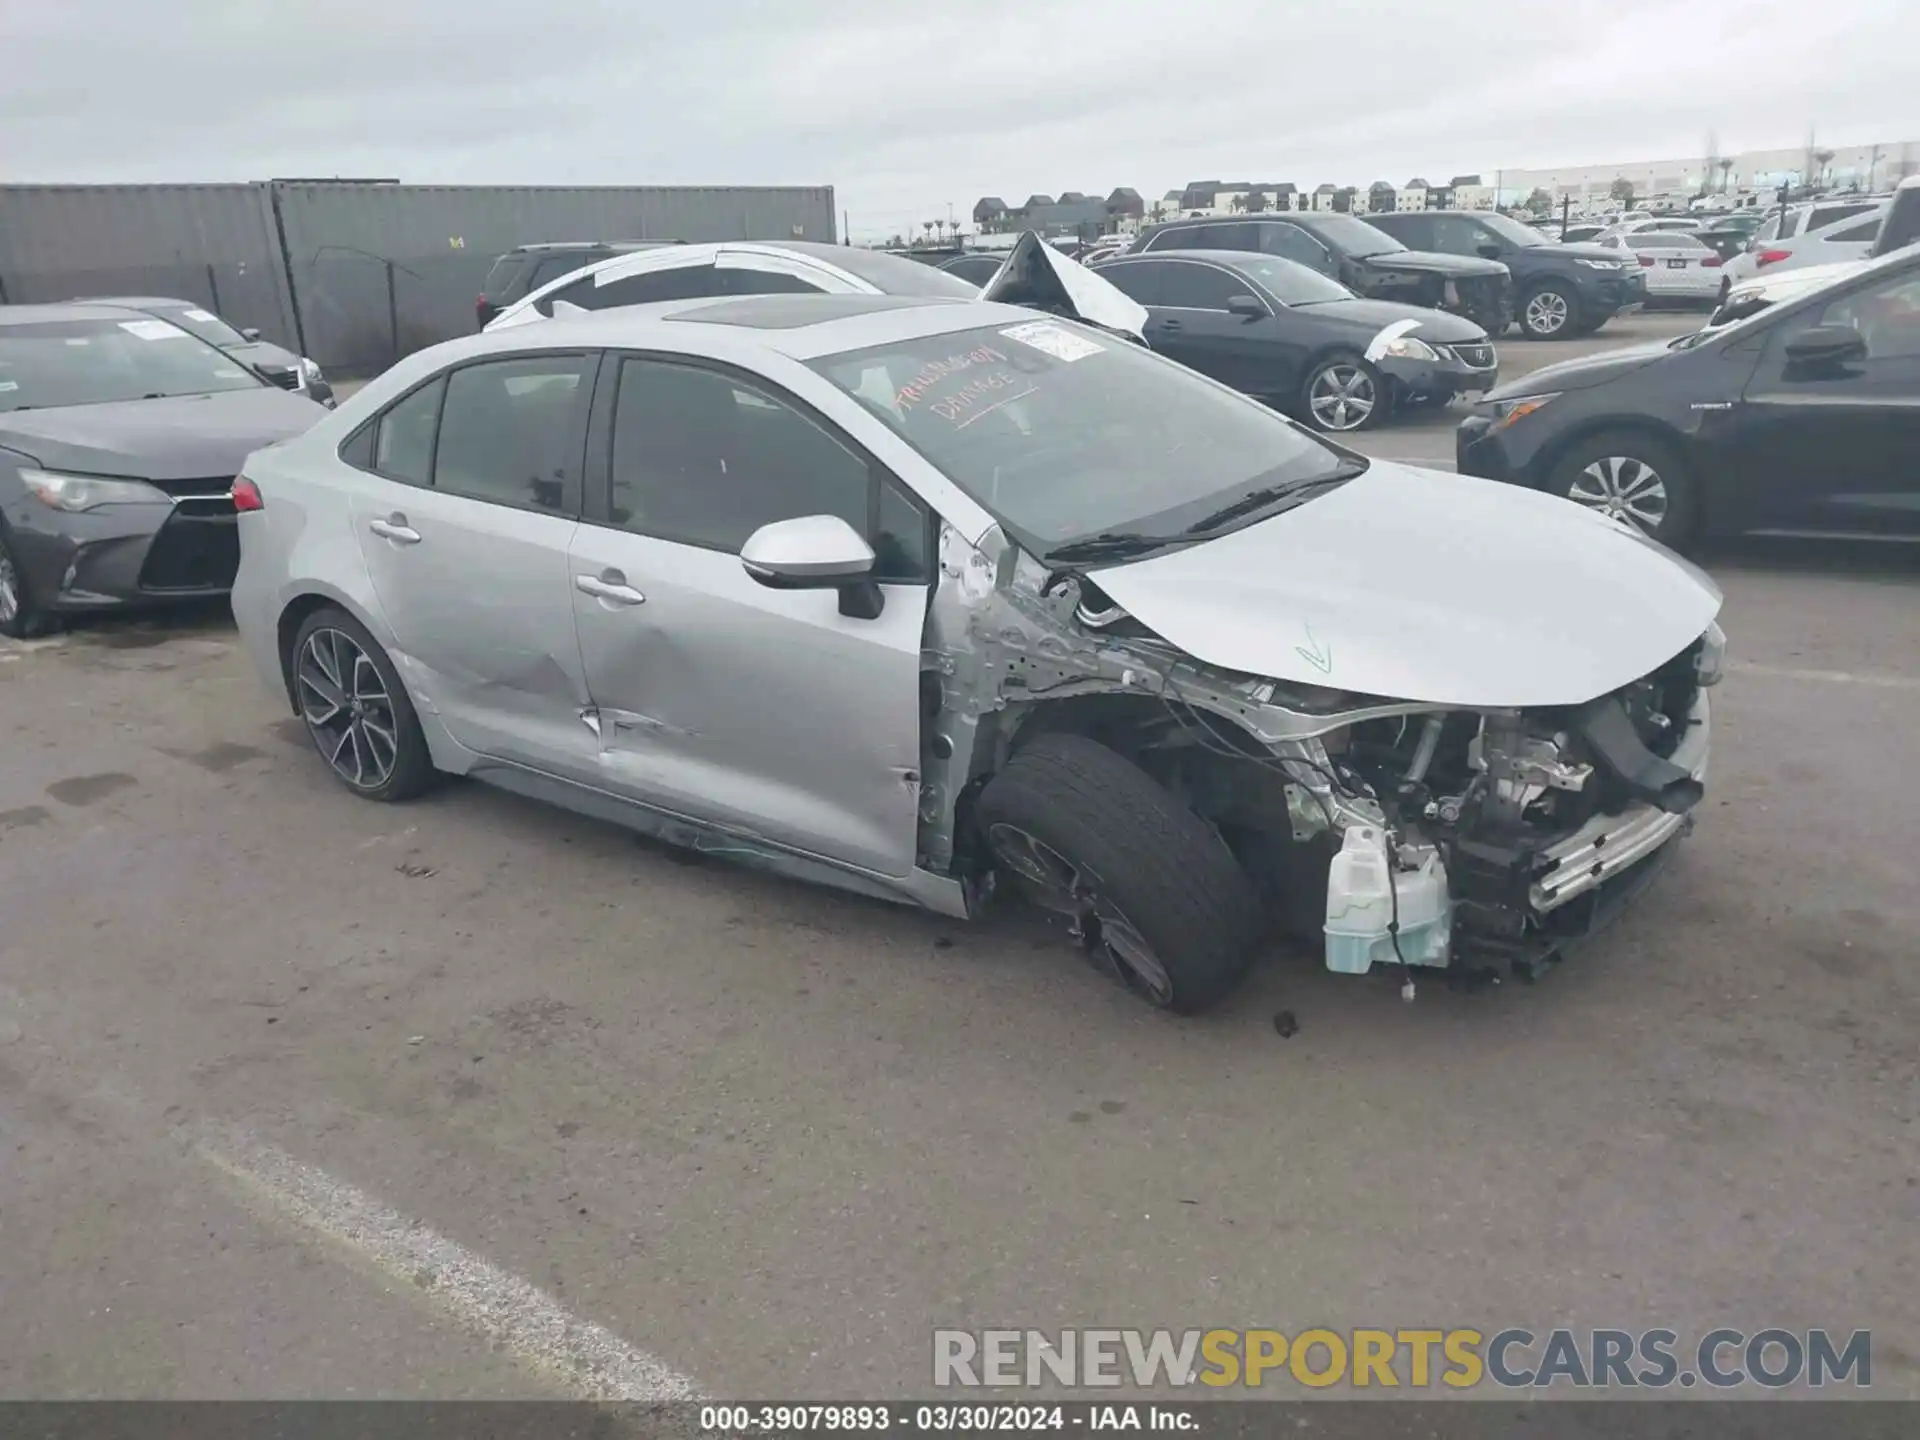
[[1132, 213, 1512, 335]]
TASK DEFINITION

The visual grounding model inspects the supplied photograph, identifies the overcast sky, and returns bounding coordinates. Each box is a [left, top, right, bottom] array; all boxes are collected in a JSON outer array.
[[3, 0, 1910, 239]]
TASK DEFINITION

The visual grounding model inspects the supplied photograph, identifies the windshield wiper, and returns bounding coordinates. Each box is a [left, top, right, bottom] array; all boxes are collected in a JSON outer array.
[[1179, 462, 1366, 536], [1043, 531, 1182, 563]]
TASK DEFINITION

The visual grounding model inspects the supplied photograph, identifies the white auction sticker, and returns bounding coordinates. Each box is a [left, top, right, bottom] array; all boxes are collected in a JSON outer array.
[[0, 380, 17, 392], [1000, 320, 1105, 363], [119, 319, 188, 341], [183, 308, 218, 323]]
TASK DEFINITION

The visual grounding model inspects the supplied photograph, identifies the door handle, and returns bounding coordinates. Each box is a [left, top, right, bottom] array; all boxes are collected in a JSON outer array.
[[1159, 317, 1184, 331], [575, 571, 646, 606], [369, 515, 421, 545]]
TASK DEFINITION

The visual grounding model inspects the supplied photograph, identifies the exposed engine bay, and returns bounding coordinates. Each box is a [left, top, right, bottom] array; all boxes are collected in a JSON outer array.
[[918, 521, 1722, 988]]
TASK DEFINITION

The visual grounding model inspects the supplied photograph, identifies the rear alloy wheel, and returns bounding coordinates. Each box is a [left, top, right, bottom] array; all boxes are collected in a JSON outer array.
[[1301, 355, 1387, 433], [290, 607, 435, 801], [975, 733, 1263, 1013], [1547, 430, 1699, 547], [1520, 282, 1577, 339]]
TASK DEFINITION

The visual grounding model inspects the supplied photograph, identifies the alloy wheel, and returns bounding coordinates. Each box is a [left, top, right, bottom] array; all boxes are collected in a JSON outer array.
[[297, 627, 400, 790], [1525, 290, 1570, 336], [1307, 364, 1376, 431], [1568, 456, 1669, 535], [0, 549, 18, 627], [985, 821, 1174, 1005]]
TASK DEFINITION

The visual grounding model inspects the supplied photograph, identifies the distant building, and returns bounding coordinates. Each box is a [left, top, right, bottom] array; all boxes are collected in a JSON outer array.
[[1367, 180, 1397, 213], [1498, 139, 1918, 213]]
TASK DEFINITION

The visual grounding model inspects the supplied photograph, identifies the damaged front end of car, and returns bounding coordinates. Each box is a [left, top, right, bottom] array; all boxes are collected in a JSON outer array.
[[917, 519, 1722, 996]]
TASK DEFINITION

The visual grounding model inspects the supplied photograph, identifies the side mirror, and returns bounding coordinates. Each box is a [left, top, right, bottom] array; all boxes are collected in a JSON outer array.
[[1476, 243, 1505, 260], [1783, 324, 1868, 369], [241, 327, 262, 342], [1226, 294, 1265, 320], [740, 514, 883, 619]]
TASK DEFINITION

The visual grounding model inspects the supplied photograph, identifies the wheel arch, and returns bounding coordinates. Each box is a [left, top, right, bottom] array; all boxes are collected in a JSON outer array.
[[274, 584, 389, 714]]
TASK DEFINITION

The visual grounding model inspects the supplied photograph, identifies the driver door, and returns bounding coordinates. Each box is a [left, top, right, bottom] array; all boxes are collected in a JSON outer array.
[[566, 353, 933, 876]]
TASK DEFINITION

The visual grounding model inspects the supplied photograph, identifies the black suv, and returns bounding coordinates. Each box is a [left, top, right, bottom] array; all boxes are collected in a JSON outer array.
[[1364, 210, 1645, 340], [475, 241, 683, 328], [1132, 213, 1512, 334]]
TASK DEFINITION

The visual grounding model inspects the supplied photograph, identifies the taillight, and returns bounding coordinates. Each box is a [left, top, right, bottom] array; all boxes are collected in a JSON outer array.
[[1702, 255, 1722, 268], [231, 476, 264, 512], [1638, 255, 1656, 267], [1756, 248, 1792, 267]]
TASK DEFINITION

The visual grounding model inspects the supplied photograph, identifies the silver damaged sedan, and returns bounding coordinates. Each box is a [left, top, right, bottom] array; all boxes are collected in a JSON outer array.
[[232, 292, 1723, 1013]]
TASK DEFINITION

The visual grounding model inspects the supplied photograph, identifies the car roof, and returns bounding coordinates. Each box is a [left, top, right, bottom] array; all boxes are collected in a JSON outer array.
[[0, 302, 148, 327], [508, 240, 681, 254], [1107, 248, 1271, 269]]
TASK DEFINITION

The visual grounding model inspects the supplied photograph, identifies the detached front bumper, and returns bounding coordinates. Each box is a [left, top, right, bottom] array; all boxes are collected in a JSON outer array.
[[1379, 345, 1499, 404], [4, 492, 239, 612]]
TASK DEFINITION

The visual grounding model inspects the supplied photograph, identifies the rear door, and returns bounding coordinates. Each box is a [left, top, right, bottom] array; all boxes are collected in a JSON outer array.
[[347, 351, 602, 774], [1732, 264, 1920, 535], [566, 353, 932, 875]]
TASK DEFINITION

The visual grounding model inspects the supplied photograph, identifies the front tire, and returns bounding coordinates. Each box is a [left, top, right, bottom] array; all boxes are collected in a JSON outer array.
[[1519, 281, 1579, 339], [1300, 353, 1389, 433], [0, 525, 57, 641], [1546, 429, 1699, 548], [289, 607, 435, 801], [976, 734, 1263, 1013]]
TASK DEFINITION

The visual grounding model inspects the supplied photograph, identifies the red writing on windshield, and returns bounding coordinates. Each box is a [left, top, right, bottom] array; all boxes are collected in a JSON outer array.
[[931, 371, 1032, 425], [895, 346, 1010, 410]]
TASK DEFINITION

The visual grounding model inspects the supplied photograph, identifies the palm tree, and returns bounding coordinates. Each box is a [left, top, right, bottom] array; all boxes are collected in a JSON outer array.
[[1717, 158, 1734, 193], [1813, 149, 1835, 187]]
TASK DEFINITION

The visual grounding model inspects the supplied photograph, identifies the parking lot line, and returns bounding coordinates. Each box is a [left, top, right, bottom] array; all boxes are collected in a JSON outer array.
[[1729, 660, 1920, 691], [198, 1130, 704, 1402]]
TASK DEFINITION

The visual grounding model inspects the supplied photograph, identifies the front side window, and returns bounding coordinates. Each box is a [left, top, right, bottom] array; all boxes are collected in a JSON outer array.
[[1097, 261, 1168, 306], [807, 319, 1351, 551], [1195, 222, 1258, 251], [0, 316, 262, 413], [433, 354, 591, 512], [1160, 263, 1255, 311], [608, 358, 927, 580], [1257, 223, 1334, 271], [1211, 257, 1349, 306], [1810, 271, 1920, 361]]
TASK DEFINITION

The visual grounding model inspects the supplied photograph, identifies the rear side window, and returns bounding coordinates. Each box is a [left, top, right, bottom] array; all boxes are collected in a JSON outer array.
[[372, 377, 444, 485], [1160, 263, 1251, 311], [1195, 222, 1258, 251], [528, 254, 597, 291], [433, 354, 592, 514], [1098, 261, 1168, 306], [482, 255, 529, 298], [1827, 218, 1884, 243], [1808, 203, 1879, 231], [716, 268, 826, 296], [540, 263, 717, 316]]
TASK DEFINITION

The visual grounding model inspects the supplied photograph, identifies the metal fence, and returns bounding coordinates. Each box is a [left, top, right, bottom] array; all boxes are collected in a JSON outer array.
[[0, 182, 837, 376]]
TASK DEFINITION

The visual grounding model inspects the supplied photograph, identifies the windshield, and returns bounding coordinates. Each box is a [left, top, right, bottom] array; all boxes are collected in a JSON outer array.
[[148, 305, 250, 348], [0, 316, 264, 412], [1300, 214, 1407, 257], [1226, 256, 1353, 305], [1479, 212, 1554, 248], [807, 319, 1351, 551]]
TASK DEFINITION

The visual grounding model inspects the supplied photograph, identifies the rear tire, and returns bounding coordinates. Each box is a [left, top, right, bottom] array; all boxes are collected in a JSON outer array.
[[0, 525, 57, 641], [1546, 429, 1700, 548], [289, 606, 436, 802], [976, 734, 1263, 1014]]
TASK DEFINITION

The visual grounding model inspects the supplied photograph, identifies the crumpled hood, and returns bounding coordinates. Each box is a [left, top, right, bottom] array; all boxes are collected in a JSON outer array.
[[1087, 459, 1721, 709], [1485, 337, 1675, 399], [0, 387, 326, 482], [980, 232, 1149, 341]]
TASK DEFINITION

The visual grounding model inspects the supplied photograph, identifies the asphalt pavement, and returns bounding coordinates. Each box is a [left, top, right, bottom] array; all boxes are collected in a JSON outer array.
[[3, 305, 1917, 1403]]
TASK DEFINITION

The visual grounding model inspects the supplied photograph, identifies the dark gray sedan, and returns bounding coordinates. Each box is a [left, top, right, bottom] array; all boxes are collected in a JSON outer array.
[[70, 295, 334, 406], [0, 303, 327, 637]]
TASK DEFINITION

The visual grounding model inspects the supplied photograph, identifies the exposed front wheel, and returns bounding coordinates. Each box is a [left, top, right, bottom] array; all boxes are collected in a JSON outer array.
[[0, 526, 56, 641], [1300, 354, 1388, 433], [1519, 282, 1579, 339], [1546, 429, 1699, 548], [290, 607, 436, 801], [976, 734, 1263, 1013]]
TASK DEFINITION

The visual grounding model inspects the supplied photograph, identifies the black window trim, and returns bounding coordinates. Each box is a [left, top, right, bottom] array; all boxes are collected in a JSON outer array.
[[1157, 258, 1276, 314], [336, 349, 602, 519], [584, 348, 936, 585]]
